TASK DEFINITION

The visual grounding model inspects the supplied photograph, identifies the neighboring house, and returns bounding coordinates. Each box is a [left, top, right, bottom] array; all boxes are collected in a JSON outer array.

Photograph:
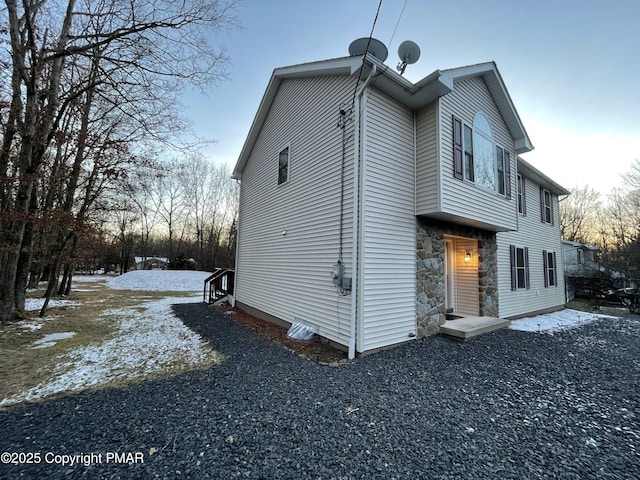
[[562, 240, 601, 301], [231, 44, 569, 357], [133, 256, 169, 270], [562, 241, 600, 277]]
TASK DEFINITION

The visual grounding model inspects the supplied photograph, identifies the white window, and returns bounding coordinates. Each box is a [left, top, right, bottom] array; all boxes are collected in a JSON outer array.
[[541, 188, 553, 224], [471, 113, 495, 190], [496, 146, 505, 195], [278, 146, 289, 185], [544, 250, 557, 287], [460, 113, 509, 195], [464, 124, 474, 181], [510, 245, 529, 290], [517, 175, 526, 215]]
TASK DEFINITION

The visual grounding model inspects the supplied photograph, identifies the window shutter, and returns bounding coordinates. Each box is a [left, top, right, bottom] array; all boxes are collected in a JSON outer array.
[[504, 151, 511, 199], [524, 247, 530, 289], [540, 187, 545, 223], [553, 251, 558, 287], [550, 194, 554, 225], [522, 177, 527, 215], [543, 249, 549, 287], [510, 244, 516, 291], [453, 116, 463, 180]]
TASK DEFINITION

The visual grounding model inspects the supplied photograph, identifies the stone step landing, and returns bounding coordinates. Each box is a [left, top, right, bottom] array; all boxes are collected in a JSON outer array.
[[439, 316, 510, 340]]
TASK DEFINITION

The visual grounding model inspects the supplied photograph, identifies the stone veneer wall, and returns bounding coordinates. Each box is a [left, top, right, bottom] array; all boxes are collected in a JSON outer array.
[[416, 217, 499, 337]]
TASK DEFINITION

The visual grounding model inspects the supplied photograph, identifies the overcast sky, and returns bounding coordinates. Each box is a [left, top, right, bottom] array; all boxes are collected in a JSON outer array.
[[183, 0, 640, 195]]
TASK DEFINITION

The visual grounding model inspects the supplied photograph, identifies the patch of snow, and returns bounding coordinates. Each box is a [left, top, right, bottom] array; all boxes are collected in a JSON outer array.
[[509, 309, 617, 333], [0, 293, 218, 407], [106, 270, 212, 292], [16, 321, 43, 331], [32, 332, 76, 349], [24, 298, 79, 311], [71, 275, 112, 283]]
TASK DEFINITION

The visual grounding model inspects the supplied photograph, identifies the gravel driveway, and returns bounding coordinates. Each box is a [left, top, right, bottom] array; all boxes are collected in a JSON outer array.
[[1, 304, 638, 479]]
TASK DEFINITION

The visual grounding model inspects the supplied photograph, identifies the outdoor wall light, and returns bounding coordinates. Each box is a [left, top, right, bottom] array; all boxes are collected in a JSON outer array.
[[464, 250, 472, 262]]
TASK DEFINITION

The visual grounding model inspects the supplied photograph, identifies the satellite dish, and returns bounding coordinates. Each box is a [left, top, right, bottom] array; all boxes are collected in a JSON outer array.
[[397, 40, 421, 75], [348, 37, 388, 62], [398, 41, 421, 64]]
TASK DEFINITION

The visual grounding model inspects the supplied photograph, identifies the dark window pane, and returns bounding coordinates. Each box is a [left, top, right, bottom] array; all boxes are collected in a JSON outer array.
[[464, 125, 473, 153], [464, 125, 474, 182], [496, 146, 505, 194], [278, 147, 289, 185]]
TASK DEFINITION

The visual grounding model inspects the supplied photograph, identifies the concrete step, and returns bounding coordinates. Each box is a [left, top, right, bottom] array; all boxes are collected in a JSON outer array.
[[439, 316, 510, 340]]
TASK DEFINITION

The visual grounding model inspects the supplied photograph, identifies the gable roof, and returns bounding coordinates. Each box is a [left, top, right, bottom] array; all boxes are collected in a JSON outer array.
[[562, 240, 599, 251], [233, 54, 534, 179]]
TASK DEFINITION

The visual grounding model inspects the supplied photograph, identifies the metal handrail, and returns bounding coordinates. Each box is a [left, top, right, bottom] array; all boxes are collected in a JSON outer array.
[[203, 268, 235, 303]]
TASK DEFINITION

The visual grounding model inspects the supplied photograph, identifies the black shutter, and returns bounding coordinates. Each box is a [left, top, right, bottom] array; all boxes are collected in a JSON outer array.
[[540, 187, 545, 223], [543, 249, 549, 288], [524, 247, 530, 290], [553, 251, 558, 287], [522, 176, 527, 215], [505, 151, 511, 199], [453, 116, 463, 180], [510, 244, 516, 291]]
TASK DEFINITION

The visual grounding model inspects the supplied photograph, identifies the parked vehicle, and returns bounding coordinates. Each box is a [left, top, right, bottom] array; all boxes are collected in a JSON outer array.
[[596, 288, 639, 314]]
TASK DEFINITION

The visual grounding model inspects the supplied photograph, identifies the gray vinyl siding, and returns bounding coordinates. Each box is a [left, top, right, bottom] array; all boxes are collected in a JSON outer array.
[[416, 101, 438, 213], [437, 77, 517, 230], [496, 177, 566, 318], [359, 88, 417, 352], [235, 75, 355, 346]]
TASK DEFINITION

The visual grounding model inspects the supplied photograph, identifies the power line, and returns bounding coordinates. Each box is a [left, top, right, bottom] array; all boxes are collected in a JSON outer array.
[[350, 0, 384, 109], [388, 0, 408, 47]]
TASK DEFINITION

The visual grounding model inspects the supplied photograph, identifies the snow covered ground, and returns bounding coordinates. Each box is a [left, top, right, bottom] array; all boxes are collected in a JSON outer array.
[[510, 308, 617, 333], [24, 297, 79, 311], [1, 270, 219, 408], [106, 269, 212, 291]]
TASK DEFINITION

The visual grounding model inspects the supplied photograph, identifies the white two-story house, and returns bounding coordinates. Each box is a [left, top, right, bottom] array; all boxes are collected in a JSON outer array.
[[231, 44, 569, 358]]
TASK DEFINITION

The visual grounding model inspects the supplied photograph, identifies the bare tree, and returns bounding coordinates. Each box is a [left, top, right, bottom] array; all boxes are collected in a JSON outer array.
[[181, 154, 212, 267], [149, 157, 188, 262], [0, 0, 238, 322], [598, 160, 640, 287], [560, 185, 602, 244], [207, 164, 238, 268]]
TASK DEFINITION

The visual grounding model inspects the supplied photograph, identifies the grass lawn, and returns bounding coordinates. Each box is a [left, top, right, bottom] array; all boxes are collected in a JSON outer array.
[[0, 277, 223, 408]]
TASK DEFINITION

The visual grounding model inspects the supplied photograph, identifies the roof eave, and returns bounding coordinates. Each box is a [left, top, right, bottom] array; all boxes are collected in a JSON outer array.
[[366, 55, 452, 109], [562, 240, 600, 251], [517, 156, 570, 196], [233, 57, 536, 179]]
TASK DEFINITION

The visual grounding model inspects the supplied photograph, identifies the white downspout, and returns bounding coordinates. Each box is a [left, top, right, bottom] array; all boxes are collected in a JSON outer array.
[[231, 178, 241, 308], [349, 63, 377, 360]]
